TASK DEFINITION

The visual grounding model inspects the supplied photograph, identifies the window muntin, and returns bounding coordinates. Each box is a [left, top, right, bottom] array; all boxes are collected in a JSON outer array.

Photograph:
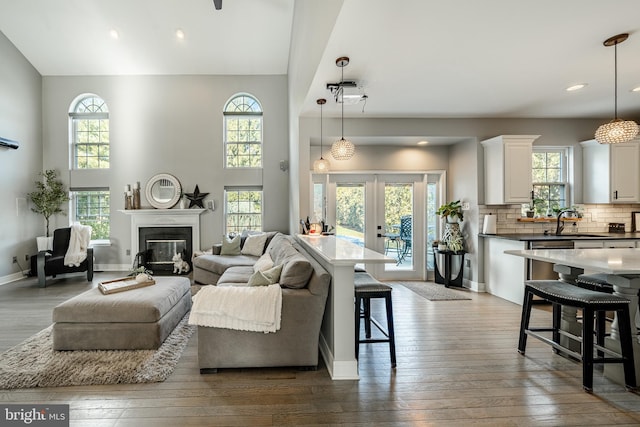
[[224, 188, 263, 235], [70, 95, 109, 169], [224, 94, 262, 168], [71, 190, 110, 240], [527, 149, 568, 216]]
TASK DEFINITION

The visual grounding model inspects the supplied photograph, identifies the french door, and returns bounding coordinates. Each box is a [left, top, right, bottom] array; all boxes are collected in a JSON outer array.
[[321, 173, 429, 281]]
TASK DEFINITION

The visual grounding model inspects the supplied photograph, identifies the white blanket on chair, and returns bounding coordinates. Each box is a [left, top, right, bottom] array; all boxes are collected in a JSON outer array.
[[64, 223, 92, 267], [188, 284, 282, 333]]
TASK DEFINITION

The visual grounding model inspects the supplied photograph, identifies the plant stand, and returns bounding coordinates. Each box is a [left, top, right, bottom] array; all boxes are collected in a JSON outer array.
[[433, 249, 465, 288]]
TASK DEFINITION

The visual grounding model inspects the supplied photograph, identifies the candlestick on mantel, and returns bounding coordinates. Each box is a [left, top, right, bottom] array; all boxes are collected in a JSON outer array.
[[125, 190, 133, 210], [133, 186, 141, 209]]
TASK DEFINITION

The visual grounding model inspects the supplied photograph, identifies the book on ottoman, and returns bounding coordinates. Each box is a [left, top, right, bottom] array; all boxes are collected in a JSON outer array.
[[99, 276, 155, 294]]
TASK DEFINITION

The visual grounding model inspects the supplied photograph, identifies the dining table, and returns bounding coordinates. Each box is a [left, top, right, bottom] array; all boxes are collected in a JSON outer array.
[[505, 247, 640, 386]]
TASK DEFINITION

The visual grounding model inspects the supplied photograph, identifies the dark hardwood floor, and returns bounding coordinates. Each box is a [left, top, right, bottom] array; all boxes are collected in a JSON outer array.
[[2, 272, 640, 426]]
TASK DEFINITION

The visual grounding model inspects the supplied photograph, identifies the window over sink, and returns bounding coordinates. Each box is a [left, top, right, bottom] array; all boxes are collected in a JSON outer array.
[[523, 147, 570, 217]]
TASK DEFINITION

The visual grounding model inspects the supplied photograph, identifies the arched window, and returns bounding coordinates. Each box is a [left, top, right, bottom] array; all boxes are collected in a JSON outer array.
[[70, 95, 109, 169], [224, 94, 262, 168], [68, 94, 111, 241]]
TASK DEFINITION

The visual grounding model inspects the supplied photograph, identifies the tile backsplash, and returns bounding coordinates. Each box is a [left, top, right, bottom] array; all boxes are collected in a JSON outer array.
[[479, 204, 640, 234]]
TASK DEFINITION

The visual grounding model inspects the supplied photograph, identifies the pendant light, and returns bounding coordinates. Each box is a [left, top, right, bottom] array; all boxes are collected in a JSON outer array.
[[595, 33, 639, 144], [313, 98, 330, 173], [331, 57, 355, 160]]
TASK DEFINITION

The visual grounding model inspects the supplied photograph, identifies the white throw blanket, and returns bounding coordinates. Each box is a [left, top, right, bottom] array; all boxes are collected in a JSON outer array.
[[64, 223, 92, 267], [189, 284, 282, 333]]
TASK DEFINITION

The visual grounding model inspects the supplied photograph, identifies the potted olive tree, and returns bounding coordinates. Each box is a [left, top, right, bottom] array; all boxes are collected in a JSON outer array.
[[436, 200, 464, 252], [28, 169, 70, 251]]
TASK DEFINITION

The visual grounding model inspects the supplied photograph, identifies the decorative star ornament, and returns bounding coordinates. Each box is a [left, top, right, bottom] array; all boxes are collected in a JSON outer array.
[[184, 185, 208, 209]]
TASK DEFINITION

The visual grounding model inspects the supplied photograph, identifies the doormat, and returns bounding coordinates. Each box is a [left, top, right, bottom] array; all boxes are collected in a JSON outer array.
[[391, 281, 471, 301]]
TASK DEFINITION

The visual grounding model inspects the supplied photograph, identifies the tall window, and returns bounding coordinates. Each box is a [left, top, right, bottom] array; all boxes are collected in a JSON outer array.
[[530, 148, 568, 216], [224, 94, 262, 168], [71, 190, 110, 240], [70, 95, 109, 169], [224, 187, 263, 234]]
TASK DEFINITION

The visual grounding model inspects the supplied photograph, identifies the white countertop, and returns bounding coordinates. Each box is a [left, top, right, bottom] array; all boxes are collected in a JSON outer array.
[[505, 248, 640, 274], [297, 235, 395, 266]]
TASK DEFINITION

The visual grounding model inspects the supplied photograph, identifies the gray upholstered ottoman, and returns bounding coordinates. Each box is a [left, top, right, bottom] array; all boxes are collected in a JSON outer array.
[[52, 276, 192, 350]]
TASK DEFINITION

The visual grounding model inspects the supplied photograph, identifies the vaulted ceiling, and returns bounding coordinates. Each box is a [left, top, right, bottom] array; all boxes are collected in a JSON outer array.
[[2, 0, 640, 122]]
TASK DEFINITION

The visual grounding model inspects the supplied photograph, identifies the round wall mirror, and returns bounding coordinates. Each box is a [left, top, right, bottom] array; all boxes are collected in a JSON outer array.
[[145, 173, 182, 209]]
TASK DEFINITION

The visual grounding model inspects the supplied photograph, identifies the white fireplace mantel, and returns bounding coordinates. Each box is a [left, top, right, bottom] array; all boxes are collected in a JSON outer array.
[[119, 209, 205, 258]]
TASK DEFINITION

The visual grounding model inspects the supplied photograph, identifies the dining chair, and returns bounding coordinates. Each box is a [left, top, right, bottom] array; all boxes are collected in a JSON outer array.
[[398, 215, 412, 264]]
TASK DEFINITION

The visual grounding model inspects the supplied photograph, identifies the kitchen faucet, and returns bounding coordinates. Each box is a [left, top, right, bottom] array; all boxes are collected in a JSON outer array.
[[556, 209, 577, 235]]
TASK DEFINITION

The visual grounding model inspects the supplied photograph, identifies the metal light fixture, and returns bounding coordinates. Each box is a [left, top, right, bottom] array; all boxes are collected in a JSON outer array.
[[595, 33, 639, 144], [313, 98, 330, 173], [331, 57, 355, 160]]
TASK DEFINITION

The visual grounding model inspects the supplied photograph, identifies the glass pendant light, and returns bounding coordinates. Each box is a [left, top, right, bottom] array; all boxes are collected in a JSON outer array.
[[331, 57, 355, 160], [313, 98, 330, 173], [595, 33, 639, 144]]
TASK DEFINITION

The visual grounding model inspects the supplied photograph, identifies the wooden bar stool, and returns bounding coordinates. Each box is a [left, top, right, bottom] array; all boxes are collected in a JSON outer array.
[[354, 272, 396, 368], [518, 280, 636, 392]]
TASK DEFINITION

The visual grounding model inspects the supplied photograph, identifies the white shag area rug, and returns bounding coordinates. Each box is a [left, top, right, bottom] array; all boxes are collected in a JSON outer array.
[[0, 313, 195, 389]]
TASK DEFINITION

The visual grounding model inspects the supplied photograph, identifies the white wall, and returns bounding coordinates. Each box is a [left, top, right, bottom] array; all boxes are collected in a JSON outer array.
[[287, 0, 344, 234], [41, 75, 289, 268], [449, 138, 480, 283], [0, 31, 42, 279]]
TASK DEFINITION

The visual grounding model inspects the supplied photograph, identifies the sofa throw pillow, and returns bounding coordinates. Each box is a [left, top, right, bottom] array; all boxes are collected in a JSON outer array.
[[253, 252, 274, 273], [247, 264, 283, 286], [220, 234, 241, 256], [279, 255, 313, 289], [241, 233, 268, 257]]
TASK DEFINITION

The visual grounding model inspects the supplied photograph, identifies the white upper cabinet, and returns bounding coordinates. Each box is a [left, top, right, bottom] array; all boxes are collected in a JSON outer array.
[[581, 139, 640, 203], [482, 135, 540, 204]]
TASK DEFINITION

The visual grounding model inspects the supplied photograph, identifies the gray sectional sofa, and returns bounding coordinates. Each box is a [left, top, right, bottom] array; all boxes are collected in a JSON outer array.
[[192, 232, 331, 372]]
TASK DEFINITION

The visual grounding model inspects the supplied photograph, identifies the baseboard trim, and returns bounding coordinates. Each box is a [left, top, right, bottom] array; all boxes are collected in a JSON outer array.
[[464, 278, 485, 293], [318, 333, 359, 380], [0, 271, 28, 286]]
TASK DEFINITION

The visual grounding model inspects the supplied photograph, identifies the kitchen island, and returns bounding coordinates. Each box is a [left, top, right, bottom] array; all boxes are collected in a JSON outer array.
[[296, 235, 395, 380], [480, 232, 640, 304], [505, 247, 640, 387]]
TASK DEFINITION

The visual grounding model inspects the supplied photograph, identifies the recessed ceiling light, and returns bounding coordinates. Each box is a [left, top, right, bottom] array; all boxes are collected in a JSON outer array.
[[566, 83, 587, 92], [109, 29, 119, 40], [176, 29, 185, 40], [417, 140, 429, 145]]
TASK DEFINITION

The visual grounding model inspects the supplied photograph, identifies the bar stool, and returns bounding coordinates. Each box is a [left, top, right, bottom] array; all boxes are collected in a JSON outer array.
[[354, 272, 396, 368], [518, 280, 636, 392], [575, 273, 614, 352]]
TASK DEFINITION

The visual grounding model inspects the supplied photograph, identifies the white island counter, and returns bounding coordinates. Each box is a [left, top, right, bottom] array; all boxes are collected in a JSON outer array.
[[296, 235, 395, 380]]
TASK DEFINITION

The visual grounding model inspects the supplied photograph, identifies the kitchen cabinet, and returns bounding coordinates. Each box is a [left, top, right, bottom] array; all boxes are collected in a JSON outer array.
[[482, 135, 540, 204], [581, 139, 640, 203], [573, 240, 638, 249], [573, 241, 604, 249], [483, 237, 527, 304]]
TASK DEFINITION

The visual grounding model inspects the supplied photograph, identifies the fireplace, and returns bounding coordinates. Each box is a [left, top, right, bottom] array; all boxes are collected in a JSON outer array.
[[139, 226, 192, 273], [120, 208, 206, 273]]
